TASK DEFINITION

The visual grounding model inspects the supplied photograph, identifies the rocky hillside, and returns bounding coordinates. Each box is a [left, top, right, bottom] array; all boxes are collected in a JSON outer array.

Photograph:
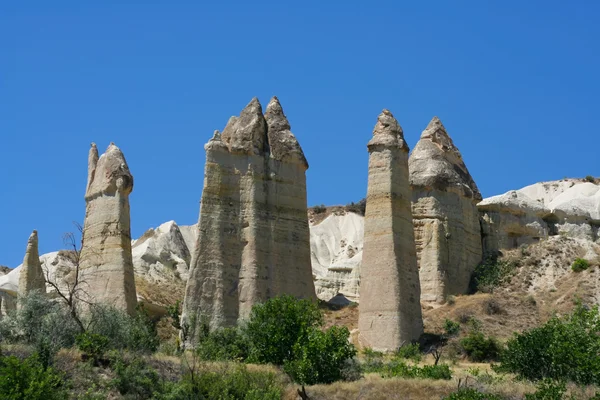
[[1, 178, 598, 310]]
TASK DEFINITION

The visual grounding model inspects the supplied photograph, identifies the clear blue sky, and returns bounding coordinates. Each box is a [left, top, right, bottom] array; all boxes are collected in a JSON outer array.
[[1, 1, 599, 267]]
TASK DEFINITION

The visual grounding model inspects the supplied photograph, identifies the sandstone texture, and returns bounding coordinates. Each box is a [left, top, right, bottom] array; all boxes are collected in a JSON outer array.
[[17, 230, 46, 305], [311, 213, 363, 303], [478, 179, 600, 253], [409, 117, 483, 303], [79, 143, 137, 314], [358, 110, 423, 351], [182, 97, 316, 330]]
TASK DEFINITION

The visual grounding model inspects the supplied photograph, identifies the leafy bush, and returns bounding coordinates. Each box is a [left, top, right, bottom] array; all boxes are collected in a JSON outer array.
[[444, 319, 461, 337], [497, 303, 600, 384], [443, 388, 502, 400], [0, 352, 66, 400], [524, 379, 567, 400], [86, 304, 159, 353], [244, 295, 322, 365], [196, 326, 249, 361], [470, 254, 516, 293], [571, 258, 590, 272], [157, 363, 282, 400], [284, 325, 357, 385], [395, 342, 422, 363], [345, 198, 367, 216], [110, 353, 161, 399], [460, 331, 502, 362], [76, 332, 109, 363], [585, 175, 596, 183], [311, 204, 327, 214], [377, 360, 452, 380]]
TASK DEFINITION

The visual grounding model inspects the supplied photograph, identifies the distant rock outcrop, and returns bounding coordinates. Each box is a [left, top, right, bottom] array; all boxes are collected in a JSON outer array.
[[409, 117, 483, 303], [80, 143, 137, 315], [17, 230, 45, 306], [478, 179, 600, 252], [182, 97, 316, 331], [311, 213, 363, 302], [358, 110, 423, 351]]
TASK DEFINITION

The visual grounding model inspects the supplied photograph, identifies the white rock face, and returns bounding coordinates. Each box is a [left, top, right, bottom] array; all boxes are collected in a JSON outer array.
[[478, 179, 600, 252], [132, 221, 194, 282], [310, 213, 363, 302]]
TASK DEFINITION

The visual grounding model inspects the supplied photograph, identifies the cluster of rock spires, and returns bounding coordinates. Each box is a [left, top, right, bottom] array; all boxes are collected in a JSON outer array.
[[181, 97, 316, 331], [1, 97, 598, 354]]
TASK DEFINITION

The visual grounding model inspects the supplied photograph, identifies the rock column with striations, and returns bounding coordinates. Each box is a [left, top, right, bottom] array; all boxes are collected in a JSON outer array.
[[409, 117, 482, 303], [80, 143, 137, 315], [358, 110, 423, 352], [18, 230, 46, 306], [183, 97, 316, 332]]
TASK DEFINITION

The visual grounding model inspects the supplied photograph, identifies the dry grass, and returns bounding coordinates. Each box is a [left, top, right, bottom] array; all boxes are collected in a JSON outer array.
[[134, 275, 185, 309]]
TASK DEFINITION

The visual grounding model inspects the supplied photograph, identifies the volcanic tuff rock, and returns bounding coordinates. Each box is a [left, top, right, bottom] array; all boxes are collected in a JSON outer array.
[[182, 97, 316, 331], [80, 143, 137, 315], [311, 213, 363, 302], [478, 179, 600, 252], [18, 230, 45, 306], [358, 110, 423, 351], [409, 117, 483, 303]]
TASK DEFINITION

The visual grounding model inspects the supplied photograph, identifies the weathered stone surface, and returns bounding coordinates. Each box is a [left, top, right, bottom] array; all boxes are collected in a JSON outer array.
[[409, 117, 482, 303], [478, 190, 551, 252], [132, 221, 191, 282], [311, 213, 363, 302], [80, 143, 137, 315], [18, 230, 45, 305], [358, 110, 423, 351], [183, 97, 316, 331]]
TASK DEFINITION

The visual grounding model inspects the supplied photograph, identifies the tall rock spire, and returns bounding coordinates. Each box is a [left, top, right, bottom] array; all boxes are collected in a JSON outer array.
[[182, 97, 315, 335], [409, 117, 482, 303], [80, 143, 137, 314], [18, 230, 45, 306], [358, 109, 424, 351]]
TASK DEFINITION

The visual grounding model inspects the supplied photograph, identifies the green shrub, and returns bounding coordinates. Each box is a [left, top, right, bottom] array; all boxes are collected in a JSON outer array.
[[110, 353, 161, 399], [585, 175, 596, 183], [378, 360, 452, 380], [571, 258, 590, 272], [0, 353, 66, 400], [395, 342, 422, 363], [283, 325, 357, 385], [444, 319, 461, 337], [497, 303, 600, 385], [524, 379, 567, 400], [244, 295, 322, 365], [470, 254, 516, 292], [443, 388, 502, 400], [196, 326, 249, 361], [311, 204, 327, 214], [345, 198, 367, 216], [87, 304, 159, 353], [460, 331, 502, 362], [76, 332, 109, 363], [157, 363, 282, 400]]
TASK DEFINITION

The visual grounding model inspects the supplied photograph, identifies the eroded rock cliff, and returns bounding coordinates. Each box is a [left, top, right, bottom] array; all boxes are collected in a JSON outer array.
[[17, 230, 45, 306]]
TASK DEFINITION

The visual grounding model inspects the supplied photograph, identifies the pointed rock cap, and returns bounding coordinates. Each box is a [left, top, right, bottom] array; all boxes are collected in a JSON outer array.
[[85, 142, 134, 199], [264, 96, 308, 169], [367, 109, 409, 152], [409, 117, 481, 200], [221, 97, 268, 155], [87, 143, 99, 191], [19, 229, 45, 296], [205, 129, 228, 152]]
